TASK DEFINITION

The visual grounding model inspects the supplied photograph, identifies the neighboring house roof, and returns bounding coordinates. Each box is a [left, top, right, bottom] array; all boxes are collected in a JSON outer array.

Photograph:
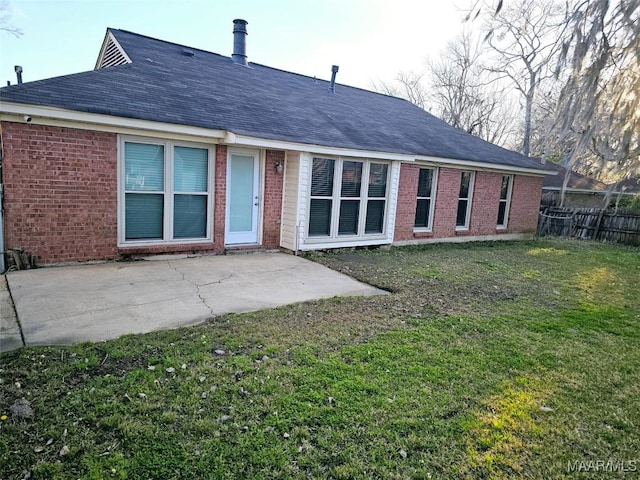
[[611, 177, 640, 193], [542, 163, 608, 191], [0, 28, 551, 173]]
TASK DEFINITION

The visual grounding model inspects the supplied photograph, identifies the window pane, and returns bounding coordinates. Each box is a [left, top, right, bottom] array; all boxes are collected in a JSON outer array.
[[456, 199, 468, 227], [311, 158, 335, 196], [414, 198, 431, 228], [368, 163, 388, 197], [341, 161, 362, 197], [365, 199, 385, 233], [309, 199, 332, 236], [497, 201, 507, 226], [174, 195, 207, 238], [459, 171, 471, 198], [174, 146, 208, 192], [338, 199, 359, 235], [500, 176, 510, 200], [124, 142, 164, 191], [417, 168, 433, 197], [125, 193, 163, 239]]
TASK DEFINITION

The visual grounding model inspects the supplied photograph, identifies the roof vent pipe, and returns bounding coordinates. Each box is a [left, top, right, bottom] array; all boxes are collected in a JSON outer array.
[[14, 65, 23, 85], [329, 65, 339, 93], [232, 19, 248, 66]]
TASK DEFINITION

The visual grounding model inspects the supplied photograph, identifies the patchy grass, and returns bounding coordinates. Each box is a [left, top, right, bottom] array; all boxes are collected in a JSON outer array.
[[1, 239, 639, 479]]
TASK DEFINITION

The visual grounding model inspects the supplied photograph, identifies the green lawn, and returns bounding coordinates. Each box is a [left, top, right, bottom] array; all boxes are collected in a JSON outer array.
[[1, 239, 639, 479]]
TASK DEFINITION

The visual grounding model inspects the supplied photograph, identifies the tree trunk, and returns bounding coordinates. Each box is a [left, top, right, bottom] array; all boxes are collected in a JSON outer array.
[[522, 83, 534, 157]]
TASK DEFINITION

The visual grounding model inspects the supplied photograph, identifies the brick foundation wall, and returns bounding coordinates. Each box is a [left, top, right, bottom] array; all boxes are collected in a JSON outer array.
[[1, 122, 119, 264], [394, 163, 543, 242]]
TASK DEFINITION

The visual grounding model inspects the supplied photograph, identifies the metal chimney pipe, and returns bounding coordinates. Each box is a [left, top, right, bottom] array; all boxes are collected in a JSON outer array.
[[14, 65, 23, 85], [232, 19, 248, 66], [329, 65, 339, 93]]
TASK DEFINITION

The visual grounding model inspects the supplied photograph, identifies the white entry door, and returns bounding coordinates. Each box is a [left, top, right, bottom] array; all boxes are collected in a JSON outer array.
[[225, 151, 260, 245]]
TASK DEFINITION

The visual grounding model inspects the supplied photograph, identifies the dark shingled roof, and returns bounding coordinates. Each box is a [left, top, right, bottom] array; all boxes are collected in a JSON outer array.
[[0, 28, 550, 172], [543, 163, 608, 191]]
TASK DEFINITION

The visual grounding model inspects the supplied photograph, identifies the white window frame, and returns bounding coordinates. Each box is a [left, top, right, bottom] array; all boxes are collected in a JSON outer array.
[[497, 174, 513, 228], [306, 156, 390, 242], [455, 170, 475, 231], [117, 135, 215, 247], [414, 167, 438, 232]]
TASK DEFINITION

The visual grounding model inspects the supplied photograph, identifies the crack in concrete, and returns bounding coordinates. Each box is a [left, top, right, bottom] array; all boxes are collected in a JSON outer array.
[[198, 275, 233, 287], [167, 260, 222, 317], [26, 296, 188, 323]]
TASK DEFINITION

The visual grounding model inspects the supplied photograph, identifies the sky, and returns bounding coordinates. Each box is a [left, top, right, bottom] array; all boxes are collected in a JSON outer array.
[[0, 0, 470, 91]]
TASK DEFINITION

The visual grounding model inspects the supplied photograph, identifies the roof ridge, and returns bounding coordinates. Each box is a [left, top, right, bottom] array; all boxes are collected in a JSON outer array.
[[109, 28, 409, 103], [110, 28, 230, 61]]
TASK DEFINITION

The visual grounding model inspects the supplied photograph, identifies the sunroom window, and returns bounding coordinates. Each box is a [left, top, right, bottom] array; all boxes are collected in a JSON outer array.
[[308, 157, 389, 239], [122, 139, 212, 243]]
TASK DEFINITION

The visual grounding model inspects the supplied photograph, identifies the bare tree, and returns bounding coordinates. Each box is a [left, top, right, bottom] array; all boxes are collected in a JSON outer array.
[[371, 70, 428, 109], [483, 0, 563, 156], [552, 0, 640, 186], [427, 30, 518, 146], [0, 0, 22, 37]]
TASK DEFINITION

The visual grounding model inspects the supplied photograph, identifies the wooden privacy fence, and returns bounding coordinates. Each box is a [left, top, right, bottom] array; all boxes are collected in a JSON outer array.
[[538, 207, 640, 246]]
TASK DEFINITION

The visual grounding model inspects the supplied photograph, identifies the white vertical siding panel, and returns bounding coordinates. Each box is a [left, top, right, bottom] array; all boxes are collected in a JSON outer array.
[[279, 151, 301, 250], [296, 153, 311, 250], [386, 160, 402, 242]]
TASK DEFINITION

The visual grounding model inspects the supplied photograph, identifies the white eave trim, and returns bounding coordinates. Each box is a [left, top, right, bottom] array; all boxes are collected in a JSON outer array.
[[0, 102, 563, 174], [0, 102, 227, 140], [414, 154, 554, 176], [227, 133, 416, 161]]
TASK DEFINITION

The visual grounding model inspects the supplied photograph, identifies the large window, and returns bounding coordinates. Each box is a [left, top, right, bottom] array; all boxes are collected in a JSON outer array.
[[497, 175, 513, 228], [308, 157, 389, 239], [122, 139, 212, 244], [414, 167, 437, 230], [456, 171, 474, 229]]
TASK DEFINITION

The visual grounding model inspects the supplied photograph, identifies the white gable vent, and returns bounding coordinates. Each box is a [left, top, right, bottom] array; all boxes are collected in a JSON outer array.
[[95, 31, 132, 70]]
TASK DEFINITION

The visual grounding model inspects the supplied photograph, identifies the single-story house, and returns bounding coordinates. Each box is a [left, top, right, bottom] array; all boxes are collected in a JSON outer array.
[[0, 20, 553, 267]]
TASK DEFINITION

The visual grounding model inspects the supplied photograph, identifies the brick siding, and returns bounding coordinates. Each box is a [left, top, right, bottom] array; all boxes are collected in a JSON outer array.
[[263, 150, 285, 248], [1, 121, 542, 264], [394, 163, 543, 241], [1, 122, 119, 264], [1, 123, 289, 264]]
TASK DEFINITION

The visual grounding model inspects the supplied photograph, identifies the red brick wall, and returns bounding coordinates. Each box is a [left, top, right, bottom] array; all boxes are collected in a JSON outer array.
[[1, 122, 119, 264], [509, 174, 543, 233], [469, 171, 502, 235], [1, 124, 288, 264], [393, 163, 420, 241], [394, 163, 542, 242], [263, 150, 285, 248], [213, 145, 227, 251]]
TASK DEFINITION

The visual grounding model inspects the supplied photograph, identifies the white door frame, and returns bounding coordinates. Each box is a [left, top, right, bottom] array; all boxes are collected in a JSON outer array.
[[225, 148, 261, 245]]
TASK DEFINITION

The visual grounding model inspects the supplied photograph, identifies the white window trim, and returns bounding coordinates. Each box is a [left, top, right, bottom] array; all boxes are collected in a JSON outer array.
[[413, 167, 439, 232], [455, 170, 475, 231], [306, 156, 391, 243], [497, 174, 513, 229], [117, 135, 215, 247]]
